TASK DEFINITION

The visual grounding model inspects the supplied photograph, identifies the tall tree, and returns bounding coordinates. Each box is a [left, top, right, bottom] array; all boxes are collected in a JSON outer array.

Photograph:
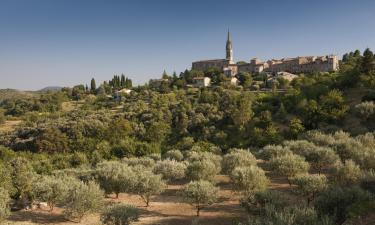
[[90, 78, 97, 93]]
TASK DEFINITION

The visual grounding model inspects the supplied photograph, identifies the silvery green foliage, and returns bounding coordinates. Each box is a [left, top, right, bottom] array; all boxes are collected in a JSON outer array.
[[95, 161, 136, 197], [122, 157, 155, 169], [269, 153, 310, 185], [101, 203, 139, 225], [355, 101, 375, 119], [163, 149, 184, 161], [153, 159, 186, 181], [32, 175, 71, 211], [332, 160, 362, 186], [293, 174, 328, 205], [222, 149, 257, 175], [240, 190, 287, 214], [0, 187, 10, 222], [259, 145, 292, 160], [186, 159, 220, 183], [284, 140, 339, 173], [62, 181, 104, 222], [147, 153, 162, 161], [132, 169, 165, 207], [183, 180, 218, 216], [231, 166, 269, 196], [244, 204, 334, 225], [186, 151, 222, 171], [305, 131, 375, 170]]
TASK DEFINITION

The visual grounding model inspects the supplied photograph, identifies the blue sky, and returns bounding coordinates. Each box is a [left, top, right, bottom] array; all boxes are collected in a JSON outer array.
[[0, 0, 374, 90]]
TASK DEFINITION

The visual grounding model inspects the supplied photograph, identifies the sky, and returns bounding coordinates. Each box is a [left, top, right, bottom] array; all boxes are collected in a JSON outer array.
[[0, 0, 374, 90]]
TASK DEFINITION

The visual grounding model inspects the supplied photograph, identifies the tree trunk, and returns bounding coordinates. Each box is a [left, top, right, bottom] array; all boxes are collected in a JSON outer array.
[[197, 207, 200, 217]]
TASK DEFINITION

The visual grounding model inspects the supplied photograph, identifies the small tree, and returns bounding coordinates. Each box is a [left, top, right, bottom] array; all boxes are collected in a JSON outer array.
[[33, 175, 70, 211], [222, 149, 257, 174], [186, 159, 219, 183], [91, 78, 97, 93], [62, 181, 104, 222], [355, 101, 375, 120], [163, 149, 184, 161], [101, 203, 139, 225], [0, 187, 10, 222], [293, 174, 328, 205], [132, 170, 165, 207], [259, 145, 292, 160], [332, 160, 362, 186], [96, 161, 135, 198], [231, 166, 269, 196], [183, 180, 218, 216], [269, 153, 310, 186], [153, 159, 186, 182]]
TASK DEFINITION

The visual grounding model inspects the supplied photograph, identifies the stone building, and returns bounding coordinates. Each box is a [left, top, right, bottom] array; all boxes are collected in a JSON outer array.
[[192, 31, 237, 76], [193, 77, 211, 87], [192, 32, 339, 77]]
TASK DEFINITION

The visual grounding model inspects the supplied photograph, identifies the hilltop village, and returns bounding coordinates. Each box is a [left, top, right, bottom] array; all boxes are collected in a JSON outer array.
[[150, 32, 339, 89]]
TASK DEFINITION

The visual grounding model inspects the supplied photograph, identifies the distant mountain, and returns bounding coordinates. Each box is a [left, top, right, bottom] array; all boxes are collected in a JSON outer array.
[[0, 89, 37, 101], [38, 86, 63, 92]]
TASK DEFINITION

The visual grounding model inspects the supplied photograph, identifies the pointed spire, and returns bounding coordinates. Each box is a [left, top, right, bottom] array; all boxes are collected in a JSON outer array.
[[227, 29, 231, 42]]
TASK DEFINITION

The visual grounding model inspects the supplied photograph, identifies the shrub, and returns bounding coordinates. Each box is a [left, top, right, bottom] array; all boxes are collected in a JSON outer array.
[[147, 153, 161, 161], [132, 169, 165, 207], [0, 187, 10, 222], [183, 180, 218, 216], [153, 159, 186, 181], [101, 203, 139, 225], [240, 190, 287, 214], [96, 161, 135, 198], [222, 149, 257, 174], [269, 153, 310, 185], [186, 151, 222, 172], [258, 145, 292, 160], [332, 160, 362, 186], [231, 166, 269, 196], [315, 186, 373, 224], [361, 170, 375, 194], [163, 149, 184, 161], [62, 181, 104, 222], [9, 157, 36, 203], [32, 175, 71, 211], [122, 157, 155, 169], [186, 159, 220, 183], [355, 101, 375, 120], [293, 174, 328, 205]]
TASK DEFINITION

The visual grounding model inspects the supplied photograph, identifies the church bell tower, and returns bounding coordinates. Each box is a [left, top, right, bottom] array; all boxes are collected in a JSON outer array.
[[226, 30, 233, 63]]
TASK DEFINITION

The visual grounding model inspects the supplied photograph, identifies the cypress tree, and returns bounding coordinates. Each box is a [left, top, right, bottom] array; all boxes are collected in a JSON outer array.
[[90, 78, 97, 93]]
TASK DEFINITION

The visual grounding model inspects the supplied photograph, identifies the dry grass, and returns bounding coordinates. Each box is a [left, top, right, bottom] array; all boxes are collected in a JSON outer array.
[[0, 120, 22, 133]]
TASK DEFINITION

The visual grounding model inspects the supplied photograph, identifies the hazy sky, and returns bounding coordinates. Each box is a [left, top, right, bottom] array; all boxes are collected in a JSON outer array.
[[1, 0, 374, 90]]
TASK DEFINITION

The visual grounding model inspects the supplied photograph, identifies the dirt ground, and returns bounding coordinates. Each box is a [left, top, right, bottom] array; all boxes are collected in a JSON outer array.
[[5, 176, 248, 225]]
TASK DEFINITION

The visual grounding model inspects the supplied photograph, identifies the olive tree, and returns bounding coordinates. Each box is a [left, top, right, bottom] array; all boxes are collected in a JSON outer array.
[[293, 174, 328, 205], [183, 180, 218, 216], [269, 153, 310, 185], [153, 159, 186, 181], [355, 101, 375, 120], [332, 160, 362, 186], [222, 149, 257, 174], [62, 181, 104, 222], [0, 187, 10, 222], [163, 149, 184, 161], [231, 166, 269, 196], [186, 159, 220, 183], [32, 175, 71, 211], [96, 161, 135, 198], [132, 169, 165, 207], [101, 203, 139, 225], [259, 145, 292, 160]]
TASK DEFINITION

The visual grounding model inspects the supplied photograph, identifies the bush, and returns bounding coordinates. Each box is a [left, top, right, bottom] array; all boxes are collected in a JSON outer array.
[[0, 187, 10, 222], [101, 203, 139, 225], [222, 149, 257, 174], [62, 181, 104, 222], [186, 159, 220, 183], [258, 145, 292, 160], [96, 161, 135, 198], [240, 190, 287, 214], [122, 157, 155, 169], [9, 157, 36, 204], [183, 180, 218, 216], [132, 169, 165, 207], [269, 153, 310, 185], [147, 153, 161, 161], [332, 160, 362, 186], [361, 170, 375, 194], [153, 159, 186, 181], [355, 101, 375, 120], [163, 149, 184, 161], [231, 166, 269, 196], [32, 175, 71, 211], [293, 174, 328, 205], [315, 186, 373, 224]]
